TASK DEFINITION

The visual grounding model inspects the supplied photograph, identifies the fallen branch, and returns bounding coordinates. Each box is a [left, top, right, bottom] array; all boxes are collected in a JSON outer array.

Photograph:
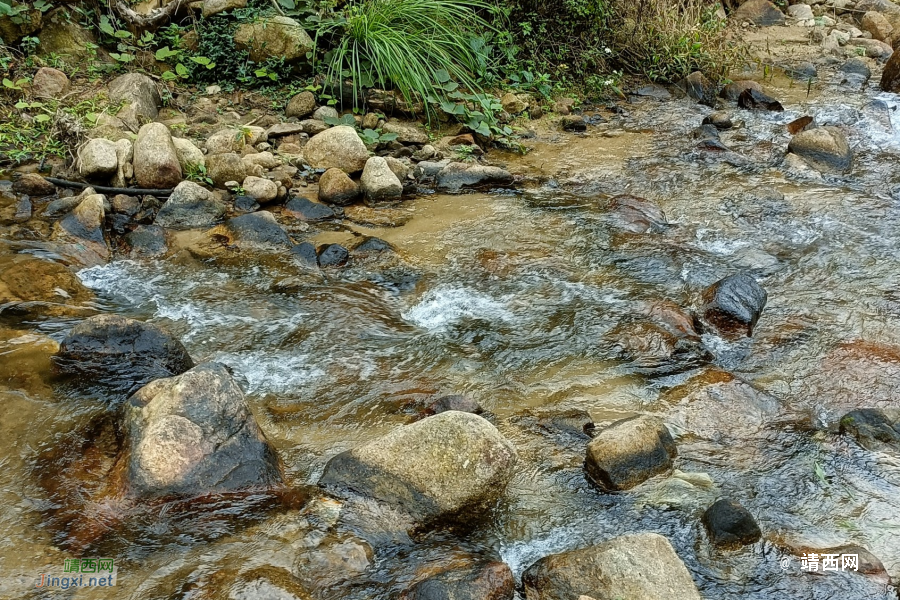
[[45, 177, 175, 197]]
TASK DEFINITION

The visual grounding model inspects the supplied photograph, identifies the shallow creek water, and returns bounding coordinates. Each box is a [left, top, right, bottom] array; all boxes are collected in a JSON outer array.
[[4, 66, 900, 599]]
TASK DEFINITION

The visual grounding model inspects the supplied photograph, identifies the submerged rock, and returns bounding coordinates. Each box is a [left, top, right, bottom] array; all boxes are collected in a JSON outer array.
[[198, 566, 311, 600], [120, 362, 283, 499], [12, 173, 55, 197], [605, 195, 669, 233], [211, 211, 293, 250], [54, 315, 194, 392], [50, 193, 110, 266], [738, 88, 784, 111], [155, 181, 226, 230], [702, 498, 762, 549], [522, 533, 702, 600], [0, 257, 93, 318], [124, 225, 169, 258], [786, 126, 853, 173], [606, 319, 711, 376], [318, 411, 517, 529], [317, 243, 350, 267], [284, 196, 335, 221], [427, 395, 483, 415], [400, 561, 515, 600], [698, 273, 767, 339], [584, 415, 677, 491], [435, 162, 514, 192]]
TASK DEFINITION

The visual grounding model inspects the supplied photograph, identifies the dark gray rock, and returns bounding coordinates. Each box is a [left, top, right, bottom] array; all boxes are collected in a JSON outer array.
[[219, 211, 293, 249], [738, 88, 784, 111], [702, 111, 733, 130], [731, 0, 785, 26], [839, 408, 900, 451], [676, 71, 717, 107], [699, 273, 767, 339], [606, 319, 711, 376], [719, 80, 762, 102], [317, 243, 349, 267], [233, 195, 260, 213], [122, 362, 283, 499], [155, 181, 226, 230], [787, 126, 853, 173], [352, 236, 393, 255], [284, 196, 335, 221], [633, 84, 672, 100], [702, 498, 762, 548], [584, 415, 677, 491], [428, 395, 483, 415], [435, 163, 514, 192], [785, 62, 818, 81], [560, 115, 587, 131], [840, 57, 872, 90], [55, 315, 194, 393], [125, 225, 168, 258], [290, 242, 319, 268]]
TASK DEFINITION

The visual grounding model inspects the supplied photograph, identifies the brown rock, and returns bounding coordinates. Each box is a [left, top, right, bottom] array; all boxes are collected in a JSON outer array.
[[401, 562, 515, 600], [133, 123, 183, 189], [12, 173, 56, 197], [285, 91, 317, 119], [881, 48, 900, 92], [343, 205, 413, 227], [862, 11, 894, 42], [32, 67, 69, 98], [731, 0, 785, 25], [317, 168, 360, 205], [719, 80, 763, 102], [584, 415, 677, 491]]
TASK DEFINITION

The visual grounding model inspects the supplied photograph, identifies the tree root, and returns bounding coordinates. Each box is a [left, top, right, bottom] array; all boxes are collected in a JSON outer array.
[[45, 177, 175, 197]]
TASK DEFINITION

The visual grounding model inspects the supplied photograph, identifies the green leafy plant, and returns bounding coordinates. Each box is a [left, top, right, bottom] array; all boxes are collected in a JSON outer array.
[[358, 128, 397, 145], [313, 0, 495, 117], [186, 163, 214, 186]]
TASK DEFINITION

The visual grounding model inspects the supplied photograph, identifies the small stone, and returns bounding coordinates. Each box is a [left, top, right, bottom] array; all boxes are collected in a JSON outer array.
[[719, 80, 763, 101], [787, 126, 853, 173], [304, 125, 370, 173], [699, 273, 768, 339], [233, 195, 260, 213], [285, 91, 316, 119], [381, 120, 430, 144], [32, 67, 69, 98], [317, 168, 360, 205], [702, 498, 762, 548], [12, 173, 55, 197], [312, 105, 339, 121], [78, 138, 118, 181], [215, 211, 293, 249], [202, 0, 247, 17], [560, 114, 587, 131], [501, 92, 528, 115], [155, 181, 226, 229], [206, 153, 248, 187], [125, 225, 168, 258], [428, 395, 483, 415], [242, 176, 278, 203], [702, 111, 733, 130], [361, 156, 403, 203], [290, 242, 318, 268], [738, 88, 784, 111], [317, 243, 349, 267]]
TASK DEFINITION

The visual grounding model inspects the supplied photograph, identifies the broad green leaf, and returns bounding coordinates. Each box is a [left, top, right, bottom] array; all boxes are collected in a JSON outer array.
[[434, 68, 451, 83]]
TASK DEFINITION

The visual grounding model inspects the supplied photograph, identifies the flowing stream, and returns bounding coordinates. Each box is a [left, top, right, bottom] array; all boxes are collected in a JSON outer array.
[[3, 66, 900, 599]]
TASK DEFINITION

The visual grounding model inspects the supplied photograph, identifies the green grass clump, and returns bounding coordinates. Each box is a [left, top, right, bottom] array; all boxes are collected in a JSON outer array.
[[313, 0, 495, 115]]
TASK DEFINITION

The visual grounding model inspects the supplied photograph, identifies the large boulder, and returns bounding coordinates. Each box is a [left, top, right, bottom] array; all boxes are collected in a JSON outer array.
[[361, 156, 403, 203], [317, 167, 360, 205], [698, 273, 767, 339], [234, 16, 314, 63], [318, 411, 517, 528], [54, 315, 194, 392], [134, 123, 183, 189], [786, 126, 852, 173], [304, 126, 370, 173], [522, 533, 702, 600], [37, 9, 97, 63], [108, 72, 161, 129], [78, 138, 119, 181], [155, 181, 226, 229], [731, 0, 785, 25], [120, 362, 283, 499], [50, 194, 110, 266], [435, 162, 514, 192], [584, 415, 677, 491]]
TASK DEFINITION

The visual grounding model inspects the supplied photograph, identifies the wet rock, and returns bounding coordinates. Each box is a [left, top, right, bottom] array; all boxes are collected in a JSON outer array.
[[400, 561, 515, 600], [242, 176, 278, 203], [606, 319, 711, 376], [787, 115, 815, 135], [155, 181, 226, 229], [720, 80, 763, 101], [32, 67, 69, 98], [634, 84, 672, 100], [317, 243, 349, 267], [134, 123, 182, 190], [560, 115, 587, 131], [787, 543, 889, 582], [584, 415, 677, 491], [124, 224, 169, 258], [43, 195, 83, 218], [213, 211, 293, 250], [78, 138, 118, 181], [786, 126, 852, 173], [121, 362, 282, 499], [427, 395, 483, 415], [108, 73, 161, 129], [699, 273, 767, 339], [201, 566, 311, 600], [839, 408, 900, 451], [290, 242, 319, 268], [738, 88, 784, 111], [605, 195, 668, 233], [0, 257, 92, 309], [304, 125, 370, 173], [172, 137, 205, 171], [51, 193, 110, 266], [294, 536, 372, 590], [862, 11, 894, 42], [702, 498, 761, 548], [284, 196, 334, 221], [880, 49, 900, 92], [693, 123, 721, 141], [234, 16, 314, 63], [233, 195, 260, 213], [435, 162, 514, 192], [352, 236, 393, 256], [12, 173, 55, 197], [318, 168, 360, 205], [286, 90, 317, 119], [522, 533, 701, 600], [732, 0, 785, 26], [202, 0, 247, 17], [676, 71, 717, 107], [702, 111, 733, 130], [318, 411, 517, 529], [207, 153, 249, 187], [382, 120, 430, 144], [840, 57, 872, 90], [361, 156, 403, 203], [55, 315, 193, 391]]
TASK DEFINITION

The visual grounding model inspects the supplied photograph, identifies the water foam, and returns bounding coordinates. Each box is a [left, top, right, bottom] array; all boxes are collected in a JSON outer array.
[[401, 285, 515, 330]]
